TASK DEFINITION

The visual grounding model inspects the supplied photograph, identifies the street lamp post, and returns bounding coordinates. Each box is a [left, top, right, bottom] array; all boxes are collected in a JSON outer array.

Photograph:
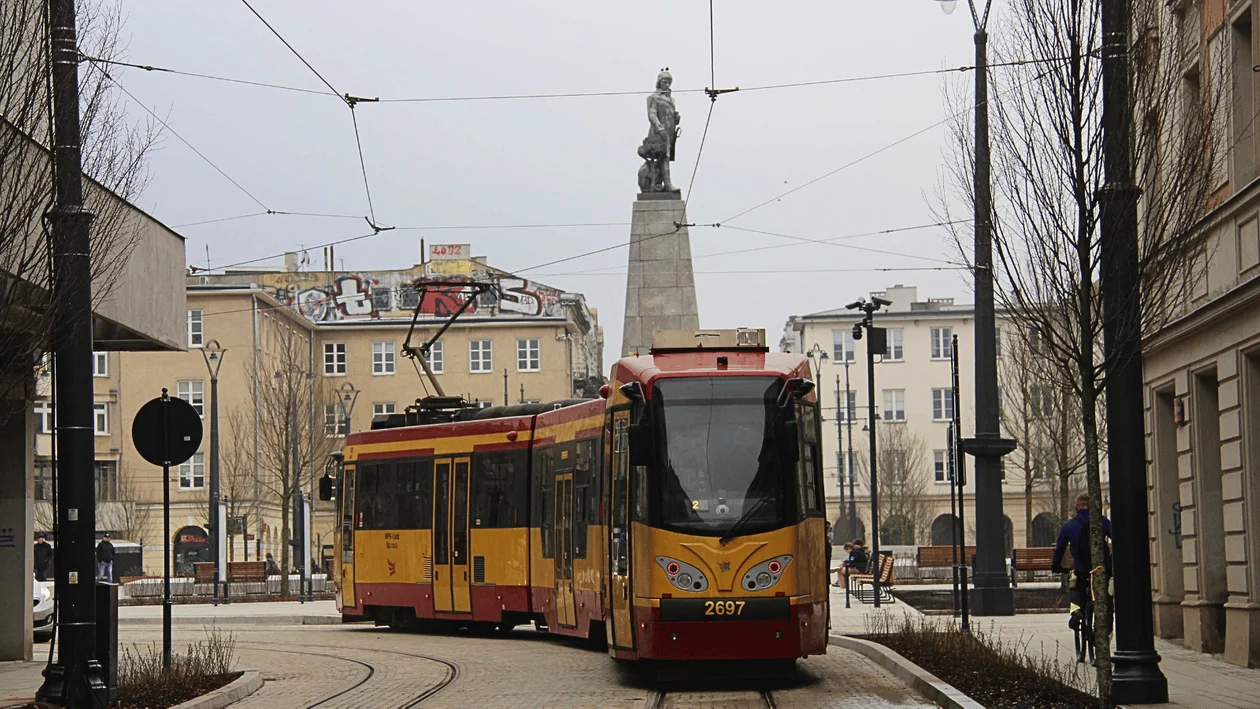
[[848, 296, 890, 607], [200, 339, 227, 604], [933, 0, 1016, 616]]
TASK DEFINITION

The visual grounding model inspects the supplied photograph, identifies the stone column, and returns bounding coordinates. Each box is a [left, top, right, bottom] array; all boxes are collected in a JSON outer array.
[[0, 373, 34, 660], [622, 195, 699, 357]]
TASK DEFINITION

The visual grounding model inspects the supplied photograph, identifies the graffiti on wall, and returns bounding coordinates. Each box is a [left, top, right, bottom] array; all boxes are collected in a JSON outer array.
[[259, 261, 564, 322]]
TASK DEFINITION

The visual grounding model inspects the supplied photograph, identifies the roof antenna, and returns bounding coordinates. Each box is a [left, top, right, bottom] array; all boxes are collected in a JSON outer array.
[[205, 244, 211, 273]]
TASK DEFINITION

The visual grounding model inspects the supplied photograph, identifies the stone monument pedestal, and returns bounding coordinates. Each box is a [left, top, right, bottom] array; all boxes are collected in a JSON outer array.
[[622, 195, 699, 357]]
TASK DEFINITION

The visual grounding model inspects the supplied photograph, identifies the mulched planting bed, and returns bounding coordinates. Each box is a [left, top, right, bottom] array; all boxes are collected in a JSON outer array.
[[862, 632, 1107, 709], [115, 670, 241, 709]]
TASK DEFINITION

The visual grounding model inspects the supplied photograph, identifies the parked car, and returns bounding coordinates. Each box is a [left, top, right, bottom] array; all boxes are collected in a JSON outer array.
[[33, 577, 53, 642]]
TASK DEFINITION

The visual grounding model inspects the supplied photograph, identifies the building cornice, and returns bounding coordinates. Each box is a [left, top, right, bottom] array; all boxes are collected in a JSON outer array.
[[1144, 272, 1260, 354]]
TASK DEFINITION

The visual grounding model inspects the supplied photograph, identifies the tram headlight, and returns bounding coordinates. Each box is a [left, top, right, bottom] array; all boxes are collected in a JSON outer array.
[[654, 556, 709, 592], [742, 555, 793, 591]]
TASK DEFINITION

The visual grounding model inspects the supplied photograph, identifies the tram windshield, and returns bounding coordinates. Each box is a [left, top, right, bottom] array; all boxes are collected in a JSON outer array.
[[653, 376, 790, 536]]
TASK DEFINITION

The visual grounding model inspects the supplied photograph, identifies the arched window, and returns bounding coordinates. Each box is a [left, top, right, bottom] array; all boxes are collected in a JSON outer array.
[[1032, 512, 1060, 547], [881, 515, 915, 546], [930, 514, 962, 546], [1003, 515, 1014, 555]]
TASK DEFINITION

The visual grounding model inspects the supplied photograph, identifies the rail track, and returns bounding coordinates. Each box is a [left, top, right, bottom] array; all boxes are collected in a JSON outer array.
[[646, 688, 777, 709], [233, 637, 459, 708]]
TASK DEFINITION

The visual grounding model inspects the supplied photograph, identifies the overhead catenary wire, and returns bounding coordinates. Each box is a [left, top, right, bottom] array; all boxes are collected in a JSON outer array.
[[238, 0, 341, 97]]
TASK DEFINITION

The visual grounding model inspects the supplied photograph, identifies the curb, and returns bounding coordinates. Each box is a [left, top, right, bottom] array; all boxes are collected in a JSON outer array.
[[168, 670, 263, 709], [121, 615, 341, 626], [829, 635, 984, 709]]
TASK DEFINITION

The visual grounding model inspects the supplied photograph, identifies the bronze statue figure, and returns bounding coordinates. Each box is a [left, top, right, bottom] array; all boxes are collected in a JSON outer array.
[[638, 69, 681, 194]]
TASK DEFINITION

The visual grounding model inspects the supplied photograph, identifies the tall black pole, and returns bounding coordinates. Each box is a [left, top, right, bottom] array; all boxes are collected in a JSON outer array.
[[36, 0, 108, 704], [161, 392, 172, 668], [865, 315, 881, 608], [953, 335, 970, 632], [209, 372, 220, 604], [1099, 0, 1167, 700], [948, 423, 960, 617], [967, 20, 1016, 617], [845, 357, 856, 540], [834, 375, 845, 527]]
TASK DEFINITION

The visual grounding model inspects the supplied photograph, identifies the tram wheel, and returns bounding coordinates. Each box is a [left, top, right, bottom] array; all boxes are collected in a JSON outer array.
[[496, 621, 518, 635]]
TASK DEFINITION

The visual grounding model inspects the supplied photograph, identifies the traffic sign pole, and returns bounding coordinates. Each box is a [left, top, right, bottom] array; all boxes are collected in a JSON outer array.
[[162, 391, 171, 668]]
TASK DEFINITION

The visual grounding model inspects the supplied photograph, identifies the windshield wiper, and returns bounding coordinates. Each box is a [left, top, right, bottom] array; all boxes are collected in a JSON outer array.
[[719, 495, 771, 546]]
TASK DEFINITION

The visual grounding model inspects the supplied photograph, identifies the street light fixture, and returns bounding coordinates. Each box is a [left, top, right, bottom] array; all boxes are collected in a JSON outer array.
[[847, 297, 889, 607], [337, 381, 360, 432], [936, 0, 958, 14], [200, 339, 227, 604]]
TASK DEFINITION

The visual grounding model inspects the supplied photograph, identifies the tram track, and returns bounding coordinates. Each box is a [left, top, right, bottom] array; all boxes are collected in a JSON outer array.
[[646, 688, 776, 709], [233, 638, 459, 708]]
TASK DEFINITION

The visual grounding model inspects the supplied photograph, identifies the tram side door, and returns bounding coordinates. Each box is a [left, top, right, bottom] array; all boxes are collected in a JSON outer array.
[[340, 465, 356, 607], [433, 457, 473, 613], [609, 411, 634, 650], [553, 468, 576, 628]]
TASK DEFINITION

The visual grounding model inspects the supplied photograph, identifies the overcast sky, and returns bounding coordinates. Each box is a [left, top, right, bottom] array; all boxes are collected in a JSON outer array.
[[114, 0, 991, 366]]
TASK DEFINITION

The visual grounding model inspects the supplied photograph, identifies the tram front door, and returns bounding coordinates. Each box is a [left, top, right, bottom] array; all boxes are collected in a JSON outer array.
[[433, 456, 471, 613]]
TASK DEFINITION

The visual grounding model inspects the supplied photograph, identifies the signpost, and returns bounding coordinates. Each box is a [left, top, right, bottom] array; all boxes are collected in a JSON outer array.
[[131, 391, 202, 668]]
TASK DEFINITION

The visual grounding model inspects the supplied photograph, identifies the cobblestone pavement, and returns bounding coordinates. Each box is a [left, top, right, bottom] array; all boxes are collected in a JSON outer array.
[[3, 621, 933, 708]]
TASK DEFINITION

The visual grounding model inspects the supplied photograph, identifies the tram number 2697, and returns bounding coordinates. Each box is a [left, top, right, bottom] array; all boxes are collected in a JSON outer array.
[[703, 600, 745, 616]]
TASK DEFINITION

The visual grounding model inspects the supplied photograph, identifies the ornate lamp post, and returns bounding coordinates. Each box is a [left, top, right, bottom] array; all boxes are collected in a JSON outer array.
[[200, 339, 227, 603], [932, 0, 1016, 617], [338, 381, 360, 429], [848, 296, 890, 607]]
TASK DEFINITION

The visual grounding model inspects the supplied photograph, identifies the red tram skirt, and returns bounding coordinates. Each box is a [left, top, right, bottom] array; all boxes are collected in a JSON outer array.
[[634, 601, 829, 661]]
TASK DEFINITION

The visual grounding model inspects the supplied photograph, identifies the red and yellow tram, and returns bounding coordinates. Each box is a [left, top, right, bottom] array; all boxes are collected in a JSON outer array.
[[328, 328, 829, 662]]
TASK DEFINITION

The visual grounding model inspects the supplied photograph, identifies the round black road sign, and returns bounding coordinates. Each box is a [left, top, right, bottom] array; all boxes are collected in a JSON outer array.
[[132, 393, 203, 467]]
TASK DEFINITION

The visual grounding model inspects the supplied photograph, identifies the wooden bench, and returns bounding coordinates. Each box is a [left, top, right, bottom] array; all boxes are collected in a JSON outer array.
[[847, 553, 895, 605], [228, 561, 266, 583], [916, 545, 976, 568], [1010, 547, 1071, 586], [193, 562, 215, 584], [119, 575, 146, 585]]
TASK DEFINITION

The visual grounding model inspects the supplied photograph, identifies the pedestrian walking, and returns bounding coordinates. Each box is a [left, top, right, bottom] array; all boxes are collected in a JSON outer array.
[[33, 533, 52, 581], [95, 533, 115, 583]]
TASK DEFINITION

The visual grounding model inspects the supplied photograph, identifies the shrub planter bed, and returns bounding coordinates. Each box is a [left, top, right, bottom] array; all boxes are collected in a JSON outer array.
[[892, 587, 1068, 614], [863, 615, 1106, 709]]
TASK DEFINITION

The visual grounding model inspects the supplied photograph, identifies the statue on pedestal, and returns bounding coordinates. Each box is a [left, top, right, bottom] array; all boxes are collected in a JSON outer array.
[[637, 69, 681, 195]]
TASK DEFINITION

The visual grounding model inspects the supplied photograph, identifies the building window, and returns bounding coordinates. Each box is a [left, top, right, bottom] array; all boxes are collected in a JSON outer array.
[[177, 379, 205, 418], [886, 328, 904, 361], [1030, 385, 1054, 418], [839, 450, 856, 485], [187, 309, 203, 348], [932, 388, 954, 421], [324, 342, 347, 375], [934, 450, 949, 483], [994, 327, 1002, 358], [425, 341, 444, 374], [475, 400, 496, 409], [324, 404, 349, 437], [93, 403, 108, 435], [34, 401, 53, 434], [517, 338, 541, 372], [832, 330, 855, 362], [34, 460, 54, 501], [94, 461, 118, 502], [92, 352, 108, 377], [372, 342, 395, 375], [470, 340, 493, 373], [373, 402, 395, 418], [179, 452, 205, 489], [930, 327, 953, 359], [882, 390, 905, 421]]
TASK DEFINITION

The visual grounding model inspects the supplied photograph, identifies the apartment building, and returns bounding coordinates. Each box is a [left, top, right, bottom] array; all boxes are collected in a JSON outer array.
[[1140, 0, 1260, 668], [29, 247, 604, 575], [784, 285, 1088, 554]]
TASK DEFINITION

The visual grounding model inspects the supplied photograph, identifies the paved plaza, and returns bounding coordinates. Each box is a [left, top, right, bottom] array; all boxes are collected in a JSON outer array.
[[1, 600, 934, 708]]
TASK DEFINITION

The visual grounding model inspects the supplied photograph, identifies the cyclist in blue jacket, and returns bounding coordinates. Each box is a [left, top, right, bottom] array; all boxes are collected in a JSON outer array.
[[1051, 492, 1112, 631]]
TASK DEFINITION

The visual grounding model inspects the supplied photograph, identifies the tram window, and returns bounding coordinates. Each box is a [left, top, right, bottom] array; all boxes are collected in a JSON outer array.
[[574, 483, 588, 558], [535, 447, 555, 558], [474, 452, 518, 527], [612, 414, 630, 575], [434, 462, 451, 565], [633, 465, 650, 523], [453, 461, 469, 565], [415, 460, 434, 529], [357, 464, 377, 530], [396, 462, 416, 529], [341, 467, 355, 554], [798, 403, 823, 516], [375, 462, 397, 529]]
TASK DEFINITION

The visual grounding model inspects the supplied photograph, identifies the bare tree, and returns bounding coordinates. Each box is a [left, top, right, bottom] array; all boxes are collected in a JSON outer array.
[[858, 421, 933, 547], [249, 327, 339, 596], [936, 0, 1224, 700], [222, 409, 258, 563], [1, 0, 158, 401], [97, 464, 153, 544]]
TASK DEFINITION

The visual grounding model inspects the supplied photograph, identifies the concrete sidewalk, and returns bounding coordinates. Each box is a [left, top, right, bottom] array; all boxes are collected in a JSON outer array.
[[830, 584, 1260, 708], [118, 599, 342, 625]]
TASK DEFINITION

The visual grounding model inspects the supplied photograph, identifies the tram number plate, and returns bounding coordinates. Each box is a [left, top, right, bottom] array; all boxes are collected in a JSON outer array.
[[659, 597, 789, 622]]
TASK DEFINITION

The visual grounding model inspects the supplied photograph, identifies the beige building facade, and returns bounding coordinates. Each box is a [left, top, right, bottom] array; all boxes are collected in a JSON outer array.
[[785, 285, 1094, 554], [29, 251, 605, 577], [1141, 0, 1260, 668]]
